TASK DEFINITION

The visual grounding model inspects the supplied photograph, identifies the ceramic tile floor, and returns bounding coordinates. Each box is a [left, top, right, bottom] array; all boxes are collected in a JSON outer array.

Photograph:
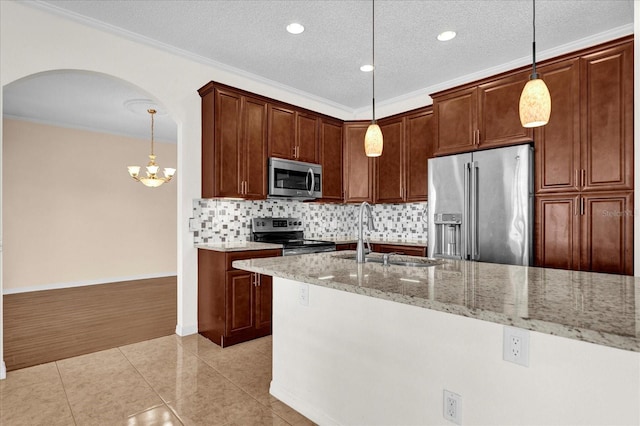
[[0, 334, 315, 426]]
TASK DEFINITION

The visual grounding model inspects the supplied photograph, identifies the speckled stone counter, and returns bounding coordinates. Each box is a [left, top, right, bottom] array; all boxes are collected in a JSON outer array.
[[234, 251, 640, 352], [195, 241, 282, 252]]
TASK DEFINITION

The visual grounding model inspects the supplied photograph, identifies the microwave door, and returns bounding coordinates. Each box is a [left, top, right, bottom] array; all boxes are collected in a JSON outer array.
[[306, 168, 314, 196]]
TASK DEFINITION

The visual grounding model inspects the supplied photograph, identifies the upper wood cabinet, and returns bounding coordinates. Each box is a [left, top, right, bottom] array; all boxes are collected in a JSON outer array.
[[319, 118, 344, 201], [433, 71, 533, 156], [268, 104, 319, 163], [343, 122, 374, 203], [535, 38, 633, 194], [200, 84, 268, 199], [376, 116, 405, 204], [405, 108, 434, 202], [374, 107, 434, 204], [580, 41, 634, 193]]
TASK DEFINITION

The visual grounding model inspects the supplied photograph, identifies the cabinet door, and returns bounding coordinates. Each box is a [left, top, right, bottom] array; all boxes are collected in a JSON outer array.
[[343, 123, 374, 203], [374, 244, 427, 257], [535, 58, 581, 193], [268, 105, 296, 160], [405, 108, 433, 202], [375, 117, 404, 203], [242, 97, 268, 199], [296, 112, 319, 163], [581, 192, 633, 275], [254, 274, 272, 337], [477, 71, 533, 148], [580, 42, 634, 192], [213, 89, 243, 198], [319, 119, 343, 201], [225, 270, 256, 341], [433, 87, 477, 156], [535, 195, 580, 270]]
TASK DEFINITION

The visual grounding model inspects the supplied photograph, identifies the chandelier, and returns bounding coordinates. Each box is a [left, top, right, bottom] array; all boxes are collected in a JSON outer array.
[[127, 109, 176, 188]]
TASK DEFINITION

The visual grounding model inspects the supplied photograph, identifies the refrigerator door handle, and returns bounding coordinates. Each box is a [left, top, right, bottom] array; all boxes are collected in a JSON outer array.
[[471, 161, 479, 260], [464, 162, 470, 259]]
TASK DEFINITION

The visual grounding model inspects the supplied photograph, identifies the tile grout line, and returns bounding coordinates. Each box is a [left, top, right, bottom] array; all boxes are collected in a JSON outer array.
[[54, 361, 79, 426], [180, 337, 295, 425], [116, 346, 186, 425]]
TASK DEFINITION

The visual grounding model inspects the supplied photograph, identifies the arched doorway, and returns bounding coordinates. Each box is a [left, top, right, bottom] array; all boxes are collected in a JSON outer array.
[[2, 70, 179, 370]]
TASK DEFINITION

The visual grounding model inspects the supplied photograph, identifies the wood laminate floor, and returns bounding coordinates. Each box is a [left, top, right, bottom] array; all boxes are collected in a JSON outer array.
[[3, 276, 177, 371]]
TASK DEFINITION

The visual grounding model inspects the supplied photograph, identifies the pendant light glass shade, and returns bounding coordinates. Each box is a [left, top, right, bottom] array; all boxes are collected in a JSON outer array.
[[519, 77, 551, 127], [519, 0, 551, 128], [364, 123, 383, 157]]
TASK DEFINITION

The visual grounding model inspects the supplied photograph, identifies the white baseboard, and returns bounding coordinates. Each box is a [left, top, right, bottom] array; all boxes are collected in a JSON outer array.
[[175, 324, 198, 336], [270, 380, 339, 426], [2, 272, 177, 295], [1, 361, 6, 380]]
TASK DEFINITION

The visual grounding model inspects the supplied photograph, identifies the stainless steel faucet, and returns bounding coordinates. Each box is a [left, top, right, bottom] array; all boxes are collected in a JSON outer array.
[[356, 202, 376, 263]]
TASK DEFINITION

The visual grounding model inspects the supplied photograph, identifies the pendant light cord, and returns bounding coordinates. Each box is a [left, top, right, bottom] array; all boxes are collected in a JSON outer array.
[[149, 109, 155, 156], [371, 0, 376, 123], [531, 0, 537, 78]]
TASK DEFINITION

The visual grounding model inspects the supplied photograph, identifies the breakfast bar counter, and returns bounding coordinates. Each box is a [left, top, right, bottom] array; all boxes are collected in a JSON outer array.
[[234, 251, 639, 352], [233, 251, 640, 425]]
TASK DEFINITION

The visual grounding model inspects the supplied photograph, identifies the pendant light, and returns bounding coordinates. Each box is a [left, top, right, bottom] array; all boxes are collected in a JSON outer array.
[[127, 109, 176, 188], [519, 0, 551, 128], [364, 0, 383, 157]]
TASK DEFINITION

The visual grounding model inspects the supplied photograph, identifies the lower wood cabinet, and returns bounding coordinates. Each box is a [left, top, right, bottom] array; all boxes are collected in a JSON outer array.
[[371, 243, 427, 257], [336, 242, 427, 257], [535, 192, 633, 275], [198, 248, 281, 347]]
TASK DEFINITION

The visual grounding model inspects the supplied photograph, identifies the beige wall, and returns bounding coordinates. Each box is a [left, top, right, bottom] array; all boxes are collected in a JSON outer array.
[[2, 118, 177, 291]]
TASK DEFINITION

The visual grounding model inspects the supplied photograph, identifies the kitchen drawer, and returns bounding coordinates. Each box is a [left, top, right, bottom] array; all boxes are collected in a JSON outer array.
[[372, 244, 427, 257]]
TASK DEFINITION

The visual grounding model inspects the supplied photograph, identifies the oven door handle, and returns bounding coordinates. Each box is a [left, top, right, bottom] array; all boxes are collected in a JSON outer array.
[[306, 168, 315, 196]]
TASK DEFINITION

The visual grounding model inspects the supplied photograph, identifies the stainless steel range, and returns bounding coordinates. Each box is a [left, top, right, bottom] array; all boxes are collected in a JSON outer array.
[[251, 217, 336, 256]]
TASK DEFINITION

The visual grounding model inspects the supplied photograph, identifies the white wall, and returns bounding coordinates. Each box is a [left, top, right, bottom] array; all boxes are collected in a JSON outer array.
[[272, 277, 640, 425], [2, 119, 177, 292]]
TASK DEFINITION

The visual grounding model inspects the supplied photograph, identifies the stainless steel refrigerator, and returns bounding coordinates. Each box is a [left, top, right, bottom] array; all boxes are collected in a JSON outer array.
[[427, 144, 534, 266]]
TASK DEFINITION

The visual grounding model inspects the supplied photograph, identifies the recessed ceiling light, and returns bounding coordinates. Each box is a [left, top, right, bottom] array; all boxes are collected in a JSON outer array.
[[437, 31, 457, 41], [286, 23, 305, 35], [360, 64, 374, 72]]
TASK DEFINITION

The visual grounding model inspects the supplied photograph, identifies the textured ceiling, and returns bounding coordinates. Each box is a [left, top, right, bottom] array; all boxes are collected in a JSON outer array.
[[3, 0, 634, 140]]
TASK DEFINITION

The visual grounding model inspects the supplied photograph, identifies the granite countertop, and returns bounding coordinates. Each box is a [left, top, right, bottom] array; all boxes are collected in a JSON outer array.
[[322, 236, 428, 247], [233, 251, 640, 352], [195, 241, 282, 252]]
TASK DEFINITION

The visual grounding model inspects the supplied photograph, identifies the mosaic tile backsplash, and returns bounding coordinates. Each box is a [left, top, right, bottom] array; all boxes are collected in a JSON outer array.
[[191, 199, 428, 244]]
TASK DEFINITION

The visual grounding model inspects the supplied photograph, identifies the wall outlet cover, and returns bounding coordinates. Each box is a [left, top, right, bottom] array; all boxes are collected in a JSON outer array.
[[443, 389, 462, 425], [503, 326, 530, 367]]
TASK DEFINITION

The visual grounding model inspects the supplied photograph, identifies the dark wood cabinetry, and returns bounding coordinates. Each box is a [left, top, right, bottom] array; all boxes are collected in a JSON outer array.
[[371, 243, 427, 257], [405, 108, 434, 202], [536, 192, 633, 275], [432, 71, 533, 156], [376, 116, 405, 203], [200, 83, 268, 199], [343, 122, 374, 203], [534, 37, 634, 275], [268, 105, 319, 163], [198, 248, 281, 347], [319, 118, 344, 201]]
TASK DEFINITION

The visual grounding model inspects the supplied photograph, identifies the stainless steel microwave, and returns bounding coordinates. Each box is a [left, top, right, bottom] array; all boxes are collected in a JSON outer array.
[[268, 158, 322, 200]]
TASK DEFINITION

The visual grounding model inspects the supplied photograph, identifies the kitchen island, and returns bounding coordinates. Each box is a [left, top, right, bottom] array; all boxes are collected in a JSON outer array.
[[234, 251, 639, 425]]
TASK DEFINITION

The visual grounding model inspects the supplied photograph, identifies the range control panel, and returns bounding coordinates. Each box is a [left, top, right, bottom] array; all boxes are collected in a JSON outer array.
[[252, 217, 304, 233]]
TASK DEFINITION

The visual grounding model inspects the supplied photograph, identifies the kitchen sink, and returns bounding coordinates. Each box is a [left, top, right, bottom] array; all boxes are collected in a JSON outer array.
[[332, 253, 444, 268]]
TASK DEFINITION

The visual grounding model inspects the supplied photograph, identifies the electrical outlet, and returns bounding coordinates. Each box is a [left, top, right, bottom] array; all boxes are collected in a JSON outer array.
[[443, 390, 462, 425], [298, 283, 309, 306], [503, 326, 530, 367]]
